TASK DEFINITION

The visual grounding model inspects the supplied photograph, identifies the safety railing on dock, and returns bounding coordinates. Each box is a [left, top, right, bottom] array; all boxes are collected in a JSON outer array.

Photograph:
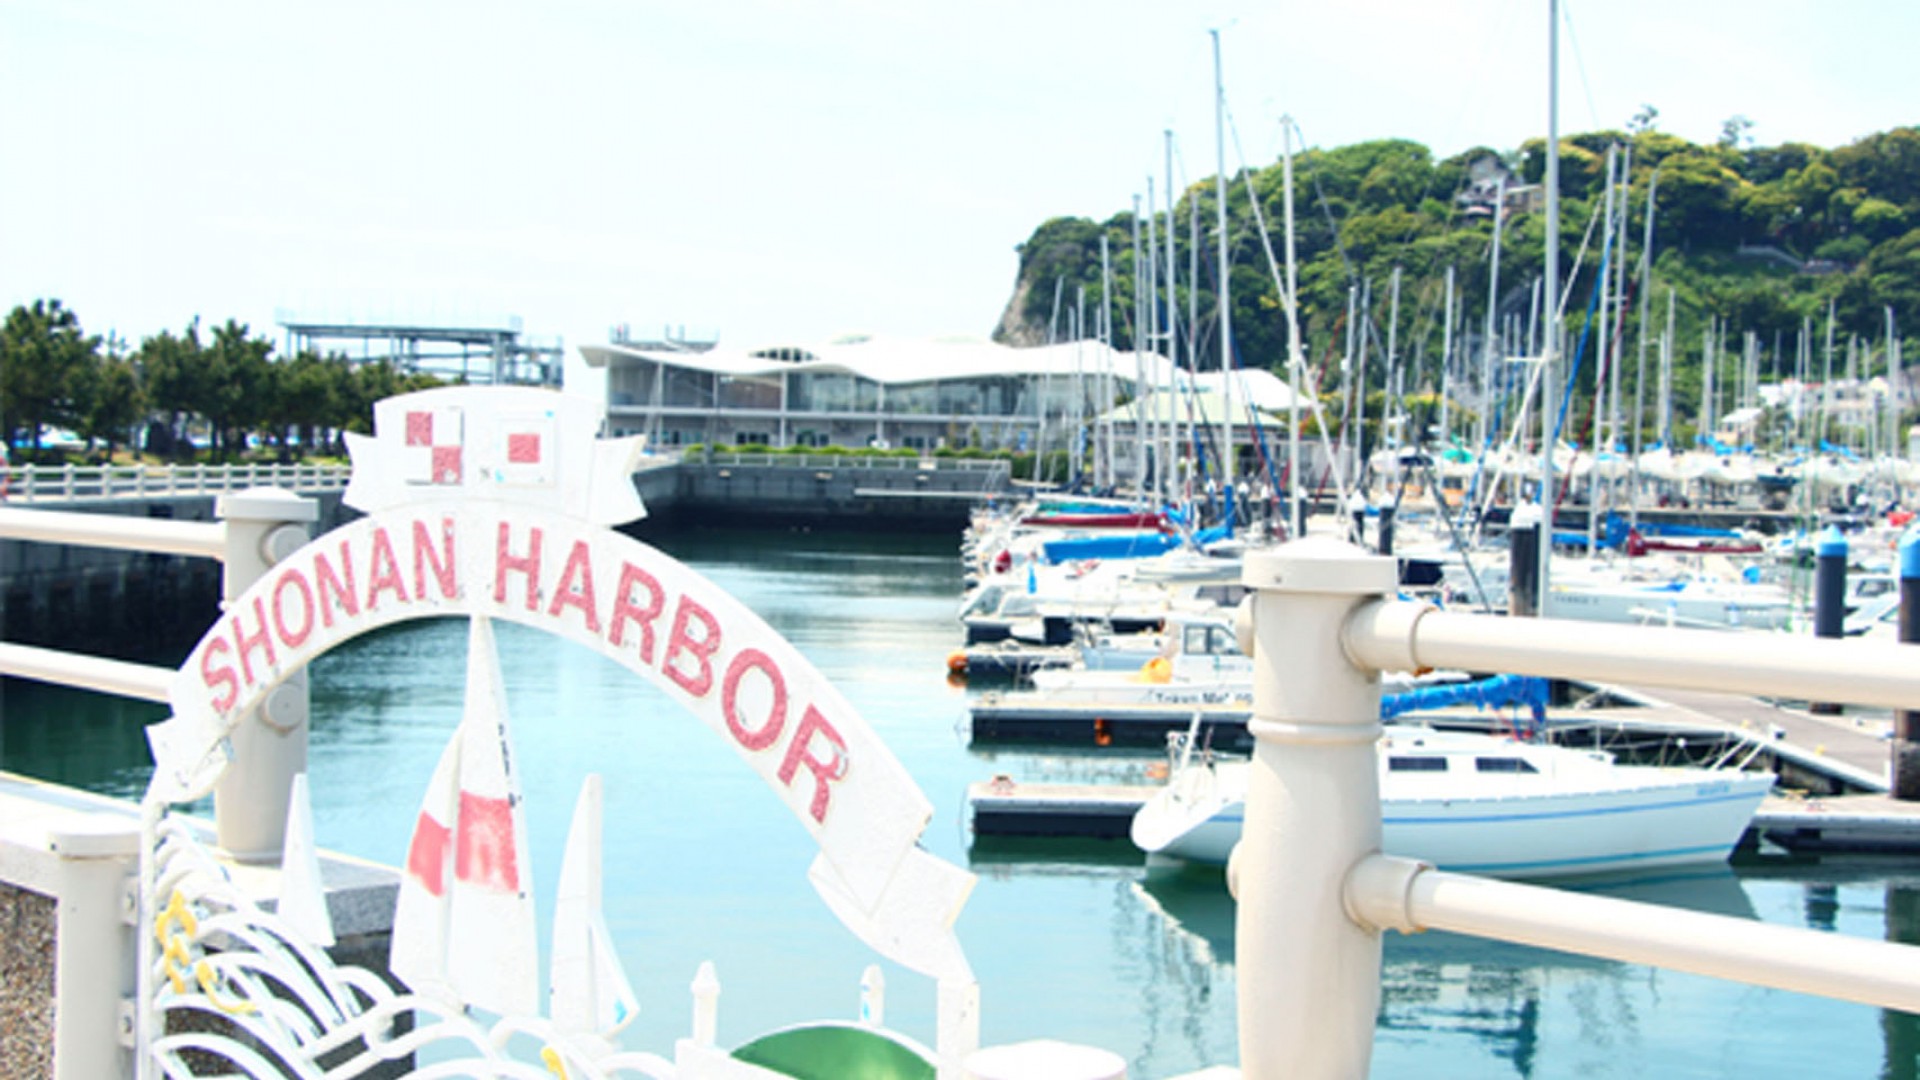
[[1238, 536, 1920, 1080], [689, 450, 1009, 474], [0, 461, 350, 503]]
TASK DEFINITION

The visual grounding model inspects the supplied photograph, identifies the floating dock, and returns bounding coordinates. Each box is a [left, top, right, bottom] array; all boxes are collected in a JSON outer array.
[[947, 642, 1081, 681], [968, 697, 1253, 748]]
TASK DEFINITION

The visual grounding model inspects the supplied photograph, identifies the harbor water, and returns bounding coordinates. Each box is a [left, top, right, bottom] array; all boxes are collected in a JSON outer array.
[[4, 521, 1920, 1078]]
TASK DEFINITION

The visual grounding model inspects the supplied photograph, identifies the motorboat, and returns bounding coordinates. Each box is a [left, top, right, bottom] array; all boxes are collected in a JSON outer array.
[[1130, 726, 1774, 879]]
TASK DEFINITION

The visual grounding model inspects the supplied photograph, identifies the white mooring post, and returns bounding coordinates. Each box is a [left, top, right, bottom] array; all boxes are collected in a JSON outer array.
[[1233, 536, 1395, 1078], [213, 488, 318, 862]]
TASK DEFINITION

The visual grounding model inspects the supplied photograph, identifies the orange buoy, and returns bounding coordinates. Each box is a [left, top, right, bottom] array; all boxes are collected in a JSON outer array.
[[947, 651, 968, 674]]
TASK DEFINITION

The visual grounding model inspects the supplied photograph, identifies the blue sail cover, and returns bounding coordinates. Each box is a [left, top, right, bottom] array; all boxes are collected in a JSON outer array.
[[1041, 524, 1233, 564], [1380, 673, 1549, 731]]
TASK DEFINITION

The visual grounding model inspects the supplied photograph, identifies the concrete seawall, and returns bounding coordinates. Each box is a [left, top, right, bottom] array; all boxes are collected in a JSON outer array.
[[0, 491, 352, 659], [630, 456, 1011, 534]]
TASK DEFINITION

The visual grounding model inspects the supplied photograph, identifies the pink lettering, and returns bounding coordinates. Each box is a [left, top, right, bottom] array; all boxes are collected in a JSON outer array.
[[200, 638, 239, 712], [366, 527, 409, 609], [778, 705, 849, 824], [608, 563, 665, 663], [722, 648, 787, 751], [271, 569, 315, 649], [547, 540, 601, 632], [663, 596, 721, 697], [495, 523, 543, 610], [230, 595, 278, 686], [313, 540, 359, 627], [412, 517, 458, 600]]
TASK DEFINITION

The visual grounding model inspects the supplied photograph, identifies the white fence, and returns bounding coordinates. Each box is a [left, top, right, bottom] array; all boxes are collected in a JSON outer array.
[[1, 462, 350, 503], [1237, 536, 1920, 1079]]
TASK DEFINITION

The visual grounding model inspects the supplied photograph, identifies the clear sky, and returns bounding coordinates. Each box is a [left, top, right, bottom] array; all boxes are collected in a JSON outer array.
[[2, 1, 1913, 362]]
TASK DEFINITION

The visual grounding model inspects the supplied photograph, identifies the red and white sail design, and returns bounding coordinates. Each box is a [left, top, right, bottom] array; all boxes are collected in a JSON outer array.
[[388, 615, 540, 1017], [549, 773, 639, 1045]]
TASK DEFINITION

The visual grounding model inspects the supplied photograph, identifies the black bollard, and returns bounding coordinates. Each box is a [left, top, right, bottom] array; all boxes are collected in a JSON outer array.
[[1895, 530, 1920, 798], [1377, 505, 1396, 556], [1811, 525, 1848, 715], [1348, 493, 1369, 547], [1508, 502, 1542, 617]]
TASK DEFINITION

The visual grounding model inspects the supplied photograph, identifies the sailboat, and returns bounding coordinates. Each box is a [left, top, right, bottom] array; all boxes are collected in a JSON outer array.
[[389, 614, 540, 1017]]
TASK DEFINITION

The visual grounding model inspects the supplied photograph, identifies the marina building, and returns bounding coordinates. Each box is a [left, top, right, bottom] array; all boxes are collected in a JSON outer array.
[[577, 331, 1307, 466]]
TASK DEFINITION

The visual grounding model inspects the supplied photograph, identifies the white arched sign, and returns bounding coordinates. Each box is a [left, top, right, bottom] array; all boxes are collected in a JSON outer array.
[[143, 386, 973, 984]]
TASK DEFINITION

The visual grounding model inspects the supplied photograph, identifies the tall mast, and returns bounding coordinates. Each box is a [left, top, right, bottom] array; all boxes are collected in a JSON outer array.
[[1440, 264, 1455, 451], [1537, 0, 1562, 605], [1163, 132, 1180, 508], [1145, 177, 1161, 499], [1629, 167, 1658, 534], [1480, 176, 1506, 456], [1342, 284, 1358, 482], [1587, 143, 1618, 553], [1281, 117, 1304, 536], [1386, 266, 1402, 453], [1212, 29, 1235, 518], [1660, 288, 1675, 447], [1131, 195, 1148, 497], [1100, 232, 1114, 490]]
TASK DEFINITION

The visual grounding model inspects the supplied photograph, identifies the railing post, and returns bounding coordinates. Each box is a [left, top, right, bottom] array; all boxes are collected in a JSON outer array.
[[1235, 536, 1395, 1079], [49, 817, 139, 1080], [213, 487, 319, 861], [1895, 529, 1920, 799], [63, 462, 76, 498]]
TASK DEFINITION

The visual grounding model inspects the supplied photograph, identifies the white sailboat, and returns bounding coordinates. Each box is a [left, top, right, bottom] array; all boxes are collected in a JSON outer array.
[[1131, 726, 1774, 878], [389, 615, 540, 1018], [549, 773, 641, 1048]]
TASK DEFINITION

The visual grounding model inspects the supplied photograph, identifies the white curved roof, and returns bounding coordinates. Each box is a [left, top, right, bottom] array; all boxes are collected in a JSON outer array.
[[580, 334, 1182, 388]]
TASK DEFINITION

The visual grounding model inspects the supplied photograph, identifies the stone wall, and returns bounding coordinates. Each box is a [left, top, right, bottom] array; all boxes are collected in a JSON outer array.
[[0, 884, 55, 1079]]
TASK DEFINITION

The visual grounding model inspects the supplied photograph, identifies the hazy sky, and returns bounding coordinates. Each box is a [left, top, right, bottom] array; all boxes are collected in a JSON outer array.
[[3, 1, 1913, 360]]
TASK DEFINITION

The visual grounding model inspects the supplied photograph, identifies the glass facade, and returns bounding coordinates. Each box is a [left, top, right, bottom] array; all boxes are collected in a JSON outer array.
[[789, 372, 880, 413]]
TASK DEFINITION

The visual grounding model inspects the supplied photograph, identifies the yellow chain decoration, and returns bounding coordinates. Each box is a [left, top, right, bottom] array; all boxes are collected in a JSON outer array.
[[540, 1045, 571, 1079], [195, 959, 259, 1016], [153, 887, 257, 1015], [154, 891, 198, 994]]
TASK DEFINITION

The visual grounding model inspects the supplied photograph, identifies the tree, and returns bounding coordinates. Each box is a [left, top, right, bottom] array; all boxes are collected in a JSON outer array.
[[200, 320, 275, 457], [1627, 104, 1660, 134], [0, 300, 98, 454], [136, 321, 207, 458], [1719, 115, 1755, 151], [72, 349, 145, 458]]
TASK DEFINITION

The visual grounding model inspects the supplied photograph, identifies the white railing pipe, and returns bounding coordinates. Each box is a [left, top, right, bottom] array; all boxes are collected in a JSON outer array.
[[0, 643, 173, 702], [1344, 600, 1920, 712], [1347, 852, 1920, 1013], [0, 506, 225, 559], [1234, 537, 1395, 1079], [212, 488, 318, 862]]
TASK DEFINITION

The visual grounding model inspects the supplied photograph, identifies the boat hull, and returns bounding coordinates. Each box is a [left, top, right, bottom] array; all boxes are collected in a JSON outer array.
[[1136, 770, 1774, 879]]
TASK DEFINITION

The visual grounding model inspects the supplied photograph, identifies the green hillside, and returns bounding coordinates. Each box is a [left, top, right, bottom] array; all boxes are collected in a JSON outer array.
[[995, 125, 1920, 445]]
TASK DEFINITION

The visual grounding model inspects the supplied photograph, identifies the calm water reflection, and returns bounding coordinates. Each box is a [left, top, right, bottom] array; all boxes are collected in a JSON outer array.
[[3, 522, 1919, 1077]]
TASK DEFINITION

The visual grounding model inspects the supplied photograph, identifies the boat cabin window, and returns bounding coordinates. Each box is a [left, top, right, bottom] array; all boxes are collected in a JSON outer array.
[[1387, 756, 1448, 772], [1182, 625, 1238, 656], [1474, 757, 1539, 773]]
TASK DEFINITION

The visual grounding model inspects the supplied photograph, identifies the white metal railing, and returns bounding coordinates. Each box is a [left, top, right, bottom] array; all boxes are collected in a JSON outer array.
[[0, 495, 318, 854], [0, 462, 350, 503], [1235, 536, 1920, 1080], [690, 451, 1009, 473]]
